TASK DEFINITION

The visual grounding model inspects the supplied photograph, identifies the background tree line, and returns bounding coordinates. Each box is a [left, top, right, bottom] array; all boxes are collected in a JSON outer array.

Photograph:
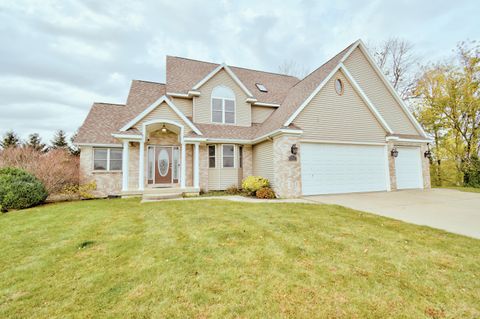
[[0, 129, 79, 156]]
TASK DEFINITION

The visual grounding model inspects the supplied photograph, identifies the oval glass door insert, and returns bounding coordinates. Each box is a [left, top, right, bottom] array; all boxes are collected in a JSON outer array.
[[158, 149, 169, 177]]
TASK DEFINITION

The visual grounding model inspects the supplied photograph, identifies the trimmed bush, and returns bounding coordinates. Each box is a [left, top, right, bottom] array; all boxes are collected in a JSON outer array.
[[256, 187, 276, 199], [225, 185, 242, 195], [0, 167, 48, 211], [242, 176, 270, 195]]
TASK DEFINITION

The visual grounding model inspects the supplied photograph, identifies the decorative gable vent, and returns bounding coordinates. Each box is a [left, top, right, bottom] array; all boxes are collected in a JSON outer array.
[[255, 83, 268, 92]]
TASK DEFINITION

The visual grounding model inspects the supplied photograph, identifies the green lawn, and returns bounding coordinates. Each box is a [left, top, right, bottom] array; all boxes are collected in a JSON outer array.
[[1, 199, 479, 318]]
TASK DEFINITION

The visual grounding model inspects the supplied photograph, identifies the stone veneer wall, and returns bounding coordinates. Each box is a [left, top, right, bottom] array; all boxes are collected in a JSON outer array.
[[387, 141, 431, 190], [272, 134, 302, 198], [199, 144, 209, 192], [242, 145, 253, 182], [79, 146, 122, 197], [186, 144, 193, 187]]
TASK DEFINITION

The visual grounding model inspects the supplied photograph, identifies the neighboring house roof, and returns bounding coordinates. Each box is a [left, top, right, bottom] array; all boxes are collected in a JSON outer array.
[[166, 56, 299, 104], [75, 103, 129, 144]]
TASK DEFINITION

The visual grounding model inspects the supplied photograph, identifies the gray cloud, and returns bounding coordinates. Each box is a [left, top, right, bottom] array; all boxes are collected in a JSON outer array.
[[0, 0, 478, 143]]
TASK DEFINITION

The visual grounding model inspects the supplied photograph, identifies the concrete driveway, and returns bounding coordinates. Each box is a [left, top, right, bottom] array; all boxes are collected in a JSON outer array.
[[306, 189, 480, 239]]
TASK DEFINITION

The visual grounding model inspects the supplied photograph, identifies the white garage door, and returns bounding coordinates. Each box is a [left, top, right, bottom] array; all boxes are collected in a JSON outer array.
[[395, 147, 423, 189], [301, 143, 389, 195]]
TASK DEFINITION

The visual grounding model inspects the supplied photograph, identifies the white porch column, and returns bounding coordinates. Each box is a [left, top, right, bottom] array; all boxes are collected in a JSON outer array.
[[180, 140, 186, 188], [193, 143, 199, 189], [138, 141, 145, 191], [122, 141, 129, 192]]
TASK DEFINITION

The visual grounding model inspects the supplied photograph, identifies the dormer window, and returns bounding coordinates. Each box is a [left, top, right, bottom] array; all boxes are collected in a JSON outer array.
[[211, 86, 235, 124], [255, 83, 268, 92]]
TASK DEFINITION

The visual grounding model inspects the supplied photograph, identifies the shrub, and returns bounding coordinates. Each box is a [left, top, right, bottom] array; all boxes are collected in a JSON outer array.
[[225, 185, 242, 195], [0, 167, 48, 211], [242, 176, 270, 195], [61, 181, 97, 200], [0, 147, 79, 195], [256, 187, 276, 199], [464, 157, 480, 188]]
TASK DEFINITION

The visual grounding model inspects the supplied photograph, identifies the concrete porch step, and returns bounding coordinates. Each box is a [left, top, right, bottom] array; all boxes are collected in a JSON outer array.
[[141, 192, 183, 202]]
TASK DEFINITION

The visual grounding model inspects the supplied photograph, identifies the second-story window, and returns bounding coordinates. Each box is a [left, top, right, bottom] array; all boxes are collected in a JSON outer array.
[[211, 86, 235, 124]]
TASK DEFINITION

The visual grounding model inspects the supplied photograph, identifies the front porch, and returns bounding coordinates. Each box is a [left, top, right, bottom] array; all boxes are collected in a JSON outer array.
[[117, 120, 201, 197]]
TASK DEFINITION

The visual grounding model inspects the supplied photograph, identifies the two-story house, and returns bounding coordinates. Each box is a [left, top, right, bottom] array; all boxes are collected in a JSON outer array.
[[74, 40, 431, 199]]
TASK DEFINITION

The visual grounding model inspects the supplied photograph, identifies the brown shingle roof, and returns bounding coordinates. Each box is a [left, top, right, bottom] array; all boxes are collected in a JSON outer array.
[[254, 42, 356, 138], [122, 80, 166, 126], [187, 123, 260, 140], [166, 56, 299, 104], [76, 42, 359, 144], [75, 103, 129, 144]]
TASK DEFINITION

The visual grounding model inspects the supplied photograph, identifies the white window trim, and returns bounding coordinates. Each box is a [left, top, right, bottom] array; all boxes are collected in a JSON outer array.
[[208, 144, 216, 168], [211, 86, 236, 125], [93, 148, 122, 172], [222, 144, 236, 168]]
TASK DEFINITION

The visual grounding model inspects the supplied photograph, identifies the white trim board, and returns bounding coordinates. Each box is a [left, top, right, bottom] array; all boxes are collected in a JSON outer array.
[[192, 63, 254, 98], [283, 64, 393, 134], [343, 40, 428, 137], [120, 95, 202, 135], [76, 143, 123, 147], [300, 139, 387, 146]]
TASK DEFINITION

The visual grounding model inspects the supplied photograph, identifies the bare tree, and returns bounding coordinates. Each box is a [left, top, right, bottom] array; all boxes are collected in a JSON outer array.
[[278, 60, 309, 79], [369, 38, 420, 100]]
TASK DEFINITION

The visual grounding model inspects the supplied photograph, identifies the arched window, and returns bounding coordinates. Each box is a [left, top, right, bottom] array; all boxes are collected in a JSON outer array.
[[211, 86, 235, 124]]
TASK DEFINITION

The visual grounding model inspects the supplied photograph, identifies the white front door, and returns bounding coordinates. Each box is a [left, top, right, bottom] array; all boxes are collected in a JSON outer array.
[[395, 147, 423, 189], [301, 143, 389, 195]]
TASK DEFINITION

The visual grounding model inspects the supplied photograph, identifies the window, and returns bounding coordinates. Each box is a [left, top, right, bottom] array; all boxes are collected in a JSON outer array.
[[208, 145, 216, 168], [222, 144, 234, 168], [255, 83, 268, 92], [211, 86, 235, 124], [335, 78, 344, 95], [93, 148, 122, 171], [239, 146, 243, 168]]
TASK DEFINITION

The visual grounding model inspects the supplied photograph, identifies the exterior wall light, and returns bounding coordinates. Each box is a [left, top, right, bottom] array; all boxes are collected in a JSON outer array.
[[291, 144, 298, 155], [161, 124, 167, 133], [424, 143, 432, 159], [391, 147, 399, 158]]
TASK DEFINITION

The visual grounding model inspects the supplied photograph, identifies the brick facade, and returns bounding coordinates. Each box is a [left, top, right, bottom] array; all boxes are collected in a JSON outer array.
[[272, 134, 302, 198]]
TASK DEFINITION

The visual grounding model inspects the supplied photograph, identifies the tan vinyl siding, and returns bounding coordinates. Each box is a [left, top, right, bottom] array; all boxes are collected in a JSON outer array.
[[252, 140, 274, 185], [207, 144, 242, 190], [133, 102, 191, 134], [251, 106, 275, 124], [343, 47, 419, 135], [293, 70, 386, 143], [171, 97, 193, 117], [193, 69, 251, 126]]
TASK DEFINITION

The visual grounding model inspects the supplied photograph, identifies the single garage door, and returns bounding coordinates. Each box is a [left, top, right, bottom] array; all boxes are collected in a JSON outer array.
[[301, 143, 388, 195], [395, 146, 423, 189]]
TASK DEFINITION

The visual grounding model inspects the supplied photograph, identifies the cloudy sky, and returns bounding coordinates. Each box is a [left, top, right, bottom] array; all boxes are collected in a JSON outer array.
[[0, 0, 478, 144]]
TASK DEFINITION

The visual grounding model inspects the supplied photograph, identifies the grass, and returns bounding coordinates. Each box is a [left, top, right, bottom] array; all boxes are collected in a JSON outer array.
[[436, 186, 480, 193], [1, 199, 479, 318]]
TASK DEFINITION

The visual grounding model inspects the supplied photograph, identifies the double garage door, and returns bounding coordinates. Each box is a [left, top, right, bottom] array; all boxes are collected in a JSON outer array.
[[301, 143, 422, 195]]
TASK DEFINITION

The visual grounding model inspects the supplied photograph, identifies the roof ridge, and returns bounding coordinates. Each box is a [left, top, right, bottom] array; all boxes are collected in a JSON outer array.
[[290, 41, 356, 89], [133, 79, 165, 85], [93, 102, 125, 107], [167, 55, 299, 79]]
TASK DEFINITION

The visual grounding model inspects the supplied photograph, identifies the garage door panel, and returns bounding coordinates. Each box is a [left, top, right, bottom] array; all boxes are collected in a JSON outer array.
[[395, 147, 423, 189], [301, 143, 388, 195]]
